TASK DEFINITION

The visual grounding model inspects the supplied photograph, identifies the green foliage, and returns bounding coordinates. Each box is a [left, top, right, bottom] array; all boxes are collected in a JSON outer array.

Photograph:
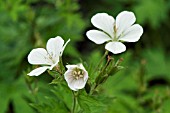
[[0, 0, 85, 112], [1, 0, 170, 112], [134, 0, 169, 28], [142, 48, 170, 79], [78, 94, 107, 113], [0, 77, 35, 113], [30, 97, 68, 113], [30, 84, 72, 113], [101, 49, 170, 113]]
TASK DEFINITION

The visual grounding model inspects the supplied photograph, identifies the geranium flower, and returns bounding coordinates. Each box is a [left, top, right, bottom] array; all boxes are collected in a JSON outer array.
[[27, 36, 70, 76], [64, 64, 88, 91], [86, 11, 143, 54]]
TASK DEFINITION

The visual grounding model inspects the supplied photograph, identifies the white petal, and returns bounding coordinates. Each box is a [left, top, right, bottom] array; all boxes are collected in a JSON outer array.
[[46, 36, 64, 62], [28, 48, 52, 65], [86, 30, 111, 44], [64, 70, 72, 84], [27, 66, 50, 76], [64, 71, 78, 91], [60, 39, 70, 56], [77, 64, 88, 80], [66, 65, 77, 69], [119, 24, 143, 42], [116, 11, 136, 37], [91, 13, 115, 37], [105, 42, 126, 54], [83, 71, 88, 81], [68, 79, 78, 91], [74, 78, 86, 89]]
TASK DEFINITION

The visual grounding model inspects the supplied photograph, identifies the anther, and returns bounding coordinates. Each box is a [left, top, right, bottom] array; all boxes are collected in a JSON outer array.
[[74, 71, 77, 75], [78, 71, 81, 75], [76, 76, 79, 80], [79, 75, 84, 78]]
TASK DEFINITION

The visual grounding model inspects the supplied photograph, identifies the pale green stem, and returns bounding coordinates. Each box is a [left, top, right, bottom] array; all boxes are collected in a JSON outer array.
[[93, 50, 108, 74]]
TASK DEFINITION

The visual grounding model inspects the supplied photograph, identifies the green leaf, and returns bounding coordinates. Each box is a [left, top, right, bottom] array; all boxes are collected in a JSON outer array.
[[78, 94, 107, 113], [50, 78, 61, 85], [30, 97, 68, 113], [52, 85, 72, 110], [142, 48, 170, 79], [0, 77, 35, 113], [162, 99, 170, 113]]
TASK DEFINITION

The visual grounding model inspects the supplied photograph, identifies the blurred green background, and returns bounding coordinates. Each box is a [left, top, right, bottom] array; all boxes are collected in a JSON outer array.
[[0, 0, 170, 113]]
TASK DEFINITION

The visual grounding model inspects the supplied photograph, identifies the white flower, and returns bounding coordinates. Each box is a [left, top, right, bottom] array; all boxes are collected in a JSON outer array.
[[86, 11, 143, 54], [27, 36, 70, 76], [64, 64, 88, 91]]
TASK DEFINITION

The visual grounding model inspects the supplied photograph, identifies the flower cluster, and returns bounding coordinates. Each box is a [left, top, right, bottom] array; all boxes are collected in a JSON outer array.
[[27, 11, 143, 92], [27, 36, 88, 91]]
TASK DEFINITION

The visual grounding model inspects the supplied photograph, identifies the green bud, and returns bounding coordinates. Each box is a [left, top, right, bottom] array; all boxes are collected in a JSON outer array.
[[48, 70, 61, 78], [85, 82, 91, 94], [50, 78, 61, 85], [109, 66, 124, 76]]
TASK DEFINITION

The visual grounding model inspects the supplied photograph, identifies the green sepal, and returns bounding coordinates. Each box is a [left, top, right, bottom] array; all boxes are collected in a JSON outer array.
[[50, 78, 62, 85], [85, 82, 91, 94], [108, 65, 124, 76], [48, 70, 61, 78]]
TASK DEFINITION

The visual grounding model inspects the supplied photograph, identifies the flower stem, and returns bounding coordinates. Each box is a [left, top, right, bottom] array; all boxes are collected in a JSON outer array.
[[26, 78, 39, 103], [90, 51, 109, 95], [94, 50, 108, 74], [60, 57, 66, 72], [72, 91, 77, 113]]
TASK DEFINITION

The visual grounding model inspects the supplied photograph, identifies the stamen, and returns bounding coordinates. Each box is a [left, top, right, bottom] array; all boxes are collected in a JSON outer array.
[[72, 68, 85, 80], [76, 76, 79, 80], [78, 71, 81, 75], [74, 71, 77, 75], [79, 75, 84, 78]]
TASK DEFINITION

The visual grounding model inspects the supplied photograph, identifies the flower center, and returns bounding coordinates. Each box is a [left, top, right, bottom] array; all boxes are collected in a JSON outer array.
[[72, 68, 84, 80], [113, 25, 124, 41]]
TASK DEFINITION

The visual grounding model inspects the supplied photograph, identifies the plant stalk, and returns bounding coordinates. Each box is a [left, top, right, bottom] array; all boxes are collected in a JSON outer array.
[[72, 91, 77, 113], [93, 50, 108, 74]]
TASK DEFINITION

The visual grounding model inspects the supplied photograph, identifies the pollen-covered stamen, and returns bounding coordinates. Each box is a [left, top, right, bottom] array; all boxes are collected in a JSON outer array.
[[72, 68, 84, 80]]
